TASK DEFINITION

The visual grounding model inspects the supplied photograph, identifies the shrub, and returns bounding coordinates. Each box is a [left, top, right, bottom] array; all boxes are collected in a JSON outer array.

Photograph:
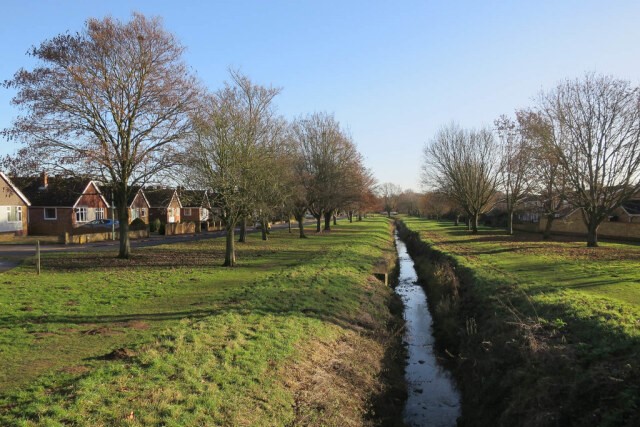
[[158, 222, 166, 235], [150, 218, 161, 233], [129, 218, 147, 231]]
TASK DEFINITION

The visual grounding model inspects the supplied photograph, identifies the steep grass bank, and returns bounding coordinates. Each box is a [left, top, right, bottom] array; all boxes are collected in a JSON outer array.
[[397, 218, 640, 427], [0, 218, 406, 426]]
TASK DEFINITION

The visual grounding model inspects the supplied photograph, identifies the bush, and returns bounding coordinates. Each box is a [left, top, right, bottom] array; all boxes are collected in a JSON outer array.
[[158, 222, 166, 235], [150, 218, 161, 233], [129, 218, 147, 231]]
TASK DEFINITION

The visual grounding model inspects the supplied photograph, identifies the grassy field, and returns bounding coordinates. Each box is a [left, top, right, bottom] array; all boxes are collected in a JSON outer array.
[[399, 218, 640, 426], [0, 218, 405, 426]]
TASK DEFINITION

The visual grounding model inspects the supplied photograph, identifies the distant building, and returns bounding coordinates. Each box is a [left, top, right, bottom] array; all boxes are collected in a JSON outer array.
[[0, 172, 31, 236]]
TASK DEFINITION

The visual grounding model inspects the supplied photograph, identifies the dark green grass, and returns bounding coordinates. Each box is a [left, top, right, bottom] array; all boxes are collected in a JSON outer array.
[[0, 218, 402, 426]]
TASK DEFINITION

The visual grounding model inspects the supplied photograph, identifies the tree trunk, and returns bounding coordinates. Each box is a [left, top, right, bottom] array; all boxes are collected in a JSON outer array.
[[507, 210, 514, 235], [116, 191, 130, 259], [315, 215, 322, 232], [472, 213, 479, 233], [387, 210, 391, 218], [239, 217, 246, 242], [358, 212, 362, 221], [224, 226, 236, 267], [348, 211, 353, 223], [288, 218, 292, 233], [261, 219, 268, 241], [586, 219, 599, 247], [542, 214, 554, 239], [333, 214, 337, 226], [324, 211, 332, 231], [295, 213, 307, 238], [454, 215, 459, 226]]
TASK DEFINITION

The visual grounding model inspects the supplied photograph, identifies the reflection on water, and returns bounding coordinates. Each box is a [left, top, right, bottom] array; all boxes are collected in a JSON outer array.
[[395, 233, 460, 427]]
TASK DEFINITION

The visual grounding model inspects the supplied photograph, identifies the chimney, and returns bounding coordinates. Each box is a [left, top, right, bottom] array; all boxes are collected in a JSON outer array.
[[39, 171, 48, 190]]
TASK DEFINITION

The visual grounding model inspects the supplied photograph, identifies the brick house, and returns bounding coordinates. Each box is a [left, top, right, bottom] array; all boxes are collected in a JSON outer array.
[[100, 185, 151, 224], [178, 189, 212, 224], [14, 174, 110, 236], [0, 172, 31, 236], [145, 188, 181, 224]]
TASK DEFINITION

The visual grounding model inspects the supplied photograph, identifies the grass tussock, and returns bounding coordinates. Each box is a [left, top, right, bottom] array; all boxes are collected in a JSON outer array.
[[0, 217, 406, 426], [397, 218, 640, 427]]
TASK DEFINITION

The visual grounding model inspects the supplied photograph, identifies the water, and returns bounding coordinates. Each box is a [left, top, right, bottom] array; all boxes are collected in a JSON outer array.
[[394, 233, 461, 427]]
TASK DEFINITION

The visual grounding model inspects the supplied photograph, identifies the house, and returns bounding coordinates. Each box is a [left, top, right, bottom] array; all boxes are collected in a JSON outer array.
[[0, 172, 31, 236], [145, 187, 181, 224], [14, 173, 110, 236], [178, 189, 212, 224], [100, 185, 151, 224]]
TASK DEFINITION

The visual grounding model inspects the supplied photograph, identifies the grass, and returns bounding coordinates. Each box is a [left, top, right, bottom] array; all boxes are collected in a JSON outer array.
[[398, 217, 640, 426], [0, 218, 405, 426]]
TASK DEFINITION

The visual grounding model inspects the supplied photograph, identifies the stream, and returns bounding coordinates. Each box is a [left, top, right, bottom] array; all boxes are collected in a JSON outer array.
[[394, 232, 461, 426]]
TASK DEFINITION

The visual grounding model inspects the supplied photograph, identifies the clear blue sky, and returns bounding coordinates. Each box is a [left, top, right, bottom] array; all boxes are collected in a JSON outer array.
[[2, 1, 640, 191]]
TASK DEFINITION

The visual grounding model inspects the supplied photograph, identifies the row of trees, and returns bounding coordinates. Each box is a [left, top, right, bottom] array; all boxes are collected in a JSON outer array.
[[1, 14, 375, 263], [422, 73, 640, 247]]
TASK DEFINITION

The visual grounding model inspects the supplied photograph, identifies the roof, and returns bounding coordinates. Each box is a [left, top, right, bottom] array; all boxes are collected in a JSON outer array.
[[0, 172, 31, 206], [621, 200, 640, 216], [13, 175, 105, 207], [178, 189, 210, 208], [99, 185, 148, 207], [144, 188, 180, 208]]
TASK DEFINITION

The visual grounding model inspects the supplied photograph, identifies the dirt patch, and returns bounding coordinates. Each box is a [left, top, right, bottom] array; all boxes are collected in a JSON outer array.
[[60, 365, 91, 375], [82, 326, 122, 336], [125, 320, 150, 330], [102, 348, 137, 361]]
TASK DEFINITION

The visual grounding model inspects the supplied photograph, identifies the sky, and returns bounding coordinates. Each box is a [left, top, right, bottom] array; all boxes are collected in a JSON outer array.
[[1, 0, 640, 191]]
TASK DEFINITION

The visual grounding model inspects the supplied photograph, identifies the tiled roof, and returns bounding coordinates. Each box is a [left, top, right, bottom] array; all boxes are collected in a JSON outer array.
[[13, 176, 98, 207], [98, 185, 144, 206], [622, 200, 640, 215], [178, 190, 209, 208], [144, 188, 178, 208]]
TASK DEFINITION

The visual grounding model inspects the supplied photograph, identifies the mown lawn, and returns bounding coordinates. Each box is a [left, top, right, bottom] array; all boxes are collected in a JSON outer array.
[[400, 218, 640, 426], [0, 218, 404, 426]]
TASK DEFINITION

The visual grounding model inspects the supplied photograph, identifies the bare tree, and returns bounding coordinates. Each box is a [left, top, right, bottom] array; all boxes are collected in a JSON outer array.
[[186, 71, 282, 266], [291, 112, 363, 232], [517, 110, 567, 239], [537, 73, 640, 246], [495, 115, 533, 235], [378, 182, 402, 217], [422, 123, 499, 233], [2, 14, 197, 258]]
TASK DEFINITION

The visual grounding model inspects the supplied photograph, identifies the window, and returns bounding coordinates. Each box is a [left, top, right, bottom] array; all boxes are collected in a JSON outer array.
[[95, 208, 104, 220], [140, 208, 146, 218], [44, 208, 57, 220], [75, 207, 88, 223], [6, 206, 22, 222], [184, 208, 192, 216]]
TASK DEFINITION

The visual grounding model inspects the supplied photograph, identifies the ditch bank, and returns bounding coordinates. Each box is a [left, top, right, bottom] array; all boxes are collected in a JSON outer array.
[[395, 220, 640, 427]]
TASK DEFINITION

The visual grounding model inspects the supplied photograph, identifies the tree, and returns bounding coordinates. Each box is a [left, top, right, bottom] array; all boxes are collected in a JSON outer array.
[[2, 14, 197, 258], [291, 113, 364, 232], [495, 115, 533, 235], [517, 110, 567, 239], [378, 182, 402, 217], [537, 73, 640, 246], [422, 123, 499, 233], [186, 71, 282, 266]]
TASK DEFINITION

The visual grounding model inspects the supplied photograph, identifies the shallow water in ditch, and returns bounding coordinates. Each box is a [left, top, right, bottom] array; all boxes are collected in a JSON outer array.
[[394, 232, 460, 427]]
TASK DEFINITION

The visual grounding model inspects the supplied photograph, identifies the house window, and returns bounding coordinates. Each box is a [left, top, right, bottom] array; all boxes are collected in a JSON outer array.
[[6, 206, 22, 222], [75, 207, 88, 223], [140, 208, 146, 217], [44, 208, 57, 220], [95, 208, 104, 220], [184, 208, 192, 216]]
